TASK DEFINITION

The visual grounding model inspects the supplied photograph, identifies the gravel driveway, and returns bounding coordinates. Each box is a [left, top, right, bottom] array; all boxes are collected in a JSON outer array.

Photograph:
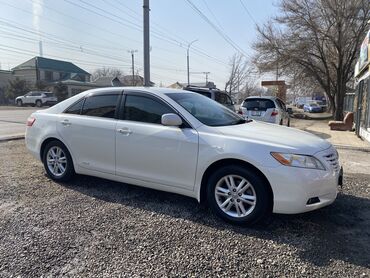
[[0, 140, 369, 277]]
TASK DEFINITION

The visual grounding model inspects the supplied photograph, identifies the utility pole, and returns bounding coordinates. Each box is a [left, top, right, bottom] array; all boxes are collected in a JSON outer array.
[[187, 39, 198, 86], [203, 71, 210, 84], [143, 0, 150, 86], [128, 50, 138, 86]]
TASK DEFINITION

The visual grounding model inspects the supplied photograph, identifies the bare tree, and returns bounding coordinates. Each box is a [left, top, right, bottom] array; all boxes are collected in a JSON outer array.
[[254, 0, 370, 120], [91, 67, 124, 81], [225, 53, 263, 102]]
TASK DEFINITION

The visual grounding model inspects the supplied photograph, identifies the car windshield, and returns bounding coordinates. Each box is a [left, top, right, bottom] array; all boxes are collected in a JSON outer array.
[[167, 92, 246, 126]]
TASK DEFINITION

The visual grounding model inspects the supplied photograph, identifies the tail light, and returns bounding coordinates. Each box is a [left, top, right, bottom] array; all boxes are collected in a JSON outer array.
[[238, 108, 243, 115], [271, 109, 279, 116], [27, 117, 36, 127]]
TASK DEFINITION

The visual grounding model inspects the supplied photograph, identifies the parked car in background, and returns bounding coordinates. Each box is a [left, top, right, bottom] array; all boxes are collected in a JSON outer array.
[[25, 87, 342, 226], [15, 91, 58, 107], [239, 96, 290, 126], [303, 102, 323, 113], [183, 86, 235, 112], [314, 100, 328, 112]]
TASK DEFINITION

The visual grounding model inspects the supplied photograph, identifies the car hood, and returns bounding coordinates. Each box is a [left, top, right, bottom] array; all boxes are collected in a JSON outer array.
[[214, 120, 331, 155]]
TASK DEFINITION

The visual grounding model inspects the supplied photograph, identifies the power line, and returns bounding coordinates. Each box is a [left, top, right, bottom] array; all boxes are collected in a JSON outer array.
[[185, 0, 251, 59], [239, 0, 258, 25]]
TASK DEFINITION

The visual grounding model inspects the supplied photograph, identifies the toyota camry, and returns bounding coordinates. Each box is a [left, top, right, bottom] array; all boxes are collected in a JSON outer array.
[[25, 87, 342, 225]]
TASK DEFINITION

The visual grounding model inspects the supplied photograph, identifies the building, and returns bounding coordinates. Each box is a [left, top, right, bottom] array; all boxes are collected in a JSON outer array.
[[261, 80, 288, 102], [92, 75, 155, 87], [352, 29, 370, 143], [12, 56, 91, 86]]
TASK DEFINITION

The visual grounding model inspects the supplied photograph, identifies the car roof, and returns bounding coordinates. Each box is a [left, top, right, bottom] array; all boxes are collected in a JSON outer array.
[[82, 87, 195, 97], [244, 96, 278, 100]]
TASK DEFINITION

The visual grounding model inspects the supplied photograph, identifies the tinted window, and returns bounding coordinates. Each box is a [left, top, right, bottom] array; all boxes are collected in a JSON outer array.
[[167, 93, 245, 126], [197, 91, 212, 98], [82, 95, 118, 118], [64, 99, 84, 115], [44, 93, 55, 97], [242, 99, 275, 111], [124, 95, 173, 124], [215, 92, 232, 105], [31, 92, 42, 96]]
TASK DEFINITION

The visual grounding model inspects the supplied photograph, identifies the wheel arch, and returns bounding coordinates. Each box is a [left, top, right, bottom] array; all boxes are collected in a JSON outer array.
[[199, 158, 273, 211], [40, 137, 73, 163]]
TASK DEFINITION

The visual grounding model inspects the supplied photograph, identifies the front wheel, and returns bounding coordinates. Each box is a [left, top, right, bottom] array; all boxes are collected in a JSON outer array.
[[36, 100, 42, 107], [207, 165, 271, 226], [17, 100, 23, 107], [42, 140, 75, 181]]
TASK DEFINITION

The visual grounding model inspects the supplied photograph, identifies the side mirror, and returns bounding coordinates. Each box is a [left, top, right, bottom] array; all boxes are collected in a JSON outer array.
[[161, 113, 183, 127]]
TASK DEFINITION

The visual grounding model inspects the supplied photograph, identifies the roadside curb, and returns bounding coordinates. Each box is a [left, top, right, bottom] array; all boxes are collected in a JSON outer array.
[[0, 134, 25, 142], [333, 144, 370, 152]]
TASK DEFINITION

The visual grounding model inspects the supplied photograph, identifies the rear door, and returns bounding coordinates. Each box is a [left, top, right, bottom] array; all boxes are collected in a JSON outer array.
[[57, 92, 120, 174], [115, 91, 198, 190], [241, 98, 276, 123]]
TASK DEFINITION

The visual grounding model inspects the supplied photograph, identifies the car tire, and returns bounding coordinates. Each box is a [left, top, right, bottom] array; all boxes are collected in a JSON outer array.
[[36, 100, 42, 107], [42, 140, 75, 182], [17, 100, 23, 107], [287, 118, 290, 127], [206, 165, 271, 226], [279, 119, 283, 125]]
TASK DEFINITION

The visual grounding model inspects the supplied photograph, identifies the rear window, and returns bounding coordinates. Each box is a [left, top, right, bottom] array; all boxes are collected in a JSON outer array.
[[242, 99, 275, 111]]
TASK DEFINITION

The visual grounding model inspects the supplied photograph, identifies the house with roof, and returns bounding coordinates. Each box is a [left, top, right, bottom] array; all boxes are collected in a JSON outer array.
[[12, 56, 91, 85], [92, 75, 155, 87]]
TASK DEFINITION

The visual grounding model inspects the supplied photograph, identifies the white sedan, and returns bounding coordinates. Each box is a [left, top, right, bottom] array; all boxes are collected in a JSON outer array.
[[25, 88, 342, 225]]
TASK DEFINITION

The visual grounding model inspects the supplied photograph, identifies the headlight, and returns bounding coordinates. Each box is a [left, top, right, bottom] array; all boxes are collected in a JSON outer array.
[[271, 152, 325, 170]]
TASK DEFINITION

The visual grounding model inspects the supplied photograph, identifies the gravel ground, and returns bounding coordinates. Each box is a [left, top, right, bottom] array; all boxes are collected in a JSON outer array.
[[0, 140, 370, 277]]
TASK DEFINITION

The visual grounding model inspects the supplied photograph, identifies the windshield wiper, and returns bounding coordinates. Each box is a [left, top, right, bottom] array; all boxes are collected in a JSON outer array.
[[230, 119, 248, 125]]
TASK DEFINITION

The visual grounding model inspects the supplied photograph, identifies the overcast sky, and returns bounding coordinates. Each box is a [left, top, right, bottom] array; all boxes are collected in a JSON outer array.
[[0, 0, 278, 87]]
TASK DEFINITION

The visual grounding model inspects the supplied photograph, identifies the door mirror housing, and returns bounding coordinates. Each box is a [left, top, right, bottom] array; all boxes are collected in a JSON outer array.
[[161, 113, 183, 127]]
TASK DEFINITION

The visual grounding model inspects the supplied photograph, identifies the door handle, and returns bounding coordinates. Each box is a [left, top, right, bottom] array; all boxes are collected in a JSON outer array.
[[60, 119, 71, 126], [117, 128, 132, 135]]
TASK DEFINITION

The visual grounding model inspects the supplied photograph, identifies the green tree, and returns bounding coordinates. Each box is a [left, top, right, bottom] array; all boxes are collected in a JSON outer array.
[[5, 78, 30, 101], [53, 82, 68, 101]]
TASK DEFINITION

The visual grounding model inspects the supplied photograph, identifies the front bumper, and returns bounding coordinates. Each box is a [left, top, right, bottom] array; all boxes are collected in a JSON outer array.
[[261, 147, 341, 214]]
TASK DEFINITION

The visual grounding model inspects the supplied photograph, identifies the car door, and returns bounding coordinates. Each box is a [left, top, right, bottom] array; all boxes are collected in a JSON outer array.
[[115, 92, 199, 190], [23, 92, 33, 104], [57, 92, 120, 174]]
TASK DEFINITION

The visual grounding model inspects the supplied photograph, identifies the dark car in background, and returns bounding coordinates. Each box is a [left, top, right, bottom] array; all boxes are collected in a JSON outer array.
[[303, 102, 323, 113], [183, 86, 235, 112]]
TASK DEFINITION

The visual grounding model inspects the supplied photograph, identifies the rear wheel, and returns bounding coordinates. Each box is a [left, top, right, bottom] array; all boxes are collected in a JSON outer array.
[[36, 100, 42, 107], [207, 165, 271, 226], [42, 140, 75, 181]]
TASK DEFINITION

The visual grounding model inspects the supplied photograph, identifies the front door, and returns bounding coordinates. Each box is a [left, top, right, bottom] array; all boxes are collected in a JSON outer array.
[[115, 93, 199, 190]]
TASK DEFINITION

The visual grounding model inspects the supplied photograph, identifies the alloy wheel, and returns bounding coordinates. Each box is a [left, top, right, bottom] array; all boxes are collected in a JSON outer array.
[[214, 174, 257, 218], [46, 146, 67, 177]]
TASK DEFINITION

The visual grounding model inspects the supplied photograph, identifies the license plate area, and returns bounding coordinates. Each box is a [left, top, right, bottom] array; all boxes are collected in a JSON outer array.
[[251, 111, 261, 116]]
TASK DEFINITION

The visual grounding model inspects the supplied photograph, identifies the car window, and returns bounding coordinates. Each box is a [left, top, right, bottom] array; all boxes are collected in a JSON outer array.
[[82, 95, 119, 118], [44, 93, 55, 97], [32, 92, 42, 96], [64, 99, 84, 115], [123, 95, 173, 124], [215, 92, 232, 105], [242, 99, 275, 111], [197, 91, 212, 98]]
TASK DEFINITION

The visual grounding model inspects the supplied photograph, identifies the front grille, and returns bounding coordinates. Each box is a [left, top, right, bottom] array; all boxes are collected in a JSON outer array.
[[323, 152, 340, 172]]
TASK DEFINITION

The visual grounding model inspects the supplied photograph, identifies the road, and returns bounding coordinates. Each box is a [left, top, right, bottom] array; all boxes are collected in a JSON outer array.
[[0, 107, 41, 140], [0, 140, 369, 277]]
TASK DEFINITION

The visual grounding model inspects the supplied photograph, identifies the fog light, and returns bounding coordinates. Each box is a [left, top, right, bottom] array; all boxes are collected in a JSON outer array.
[[307, 197, 320, 205]]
